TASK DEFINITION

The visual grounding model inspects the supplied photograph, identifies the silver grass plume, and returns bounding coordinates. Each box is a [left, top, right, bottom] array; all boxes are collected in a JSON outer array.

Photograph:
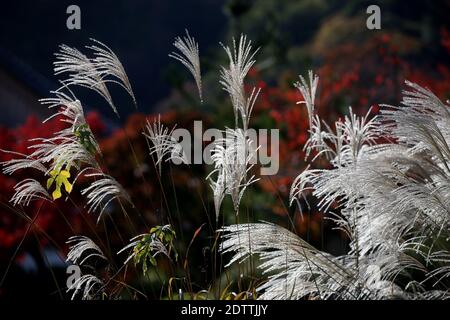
[[220, 222, 406, 300], [207, 128, 260, 216], [222, 72, 450, 300], [66, 236, 107, 266], [241, 87, 261, 132], [169, 30, 203, 103], [289, 77, 450, 297], [294, 70, 318, 129], [206, 34, 261, 221], [86, 39, 137, 107], [294, 71, 379, 164], [220, 34, 260, 130], [143, 115, 188, 175], [41, 90, 88, 128], [54, 44, 117, 115], [220, 224, 445, 300], [10, 179, 51, 206], [0, 150, 47, 175], [1, 92, 92, 190], [67, 274, 103, 300], [26, 135, 98, 181], [3, 42, 133, 231], [54, 40, 137, 116], [1, 89, 101, 206], [32, 90, 101, 171], [81, 171, 133, 222], [208, 169, 226, 222]]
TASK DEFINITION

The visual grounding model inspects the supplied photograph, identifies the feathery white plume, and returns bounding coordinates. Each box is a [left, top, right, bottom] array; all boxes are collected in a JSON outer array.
[[87, 39, 137, 107], [294, 70, 319, 128], [10, 179, 51, 206], [221, 222, 373, 299], [208, 128, 260, 214], [54, 44, 117, 115], [169, 30, 203, 103], [220, 34, 259, 129], [2, 88, 102, 207], [223, 74, 450, 300], [209, 169, 226, 222], [67, 274, 103, 300], [81, 172, 132, 222], [143, 115, 187, 174], [66, 236, 107, 266], [0, 150, 46, 175], [28, 137, 98, 173]]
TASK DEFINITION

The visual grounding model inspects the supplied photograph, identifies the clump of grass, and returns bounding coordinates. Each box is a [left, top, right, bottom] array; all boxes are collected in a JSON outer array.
[[222, 73, 450, 300], [2, 31, 449, 300]]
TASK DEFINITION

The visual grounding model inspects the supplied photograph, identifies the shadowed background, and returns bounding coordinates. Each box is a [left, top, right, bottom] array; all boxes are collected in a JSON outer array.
[[0, 0, 226, 125], [0, 0, 449, 299]]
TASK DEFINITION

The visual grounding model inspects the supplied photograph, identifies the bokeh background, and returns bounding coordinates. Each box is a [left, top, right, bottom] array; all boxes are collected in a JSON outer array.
[[1, 0, 449, 299]]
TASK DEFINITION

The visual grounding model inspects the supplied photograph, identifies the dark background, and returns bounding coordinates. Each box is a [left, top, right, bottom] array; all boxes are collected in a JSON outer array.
[[0, 0, 226, 125]]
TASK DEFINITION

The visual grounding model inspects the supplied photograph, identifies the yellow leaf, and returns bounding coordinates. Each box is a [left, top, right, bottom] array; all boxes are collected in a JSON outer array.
[[63, 180, 73, 193], [52, 188, 62, 200], [46, 177, 54, 189], [47, 167, 73, 200]]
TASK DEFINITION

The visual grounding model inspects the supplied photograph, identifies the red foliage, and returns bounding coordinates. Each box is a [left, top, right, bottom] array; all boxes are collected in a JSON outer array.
[[0, 112, 105, 256]]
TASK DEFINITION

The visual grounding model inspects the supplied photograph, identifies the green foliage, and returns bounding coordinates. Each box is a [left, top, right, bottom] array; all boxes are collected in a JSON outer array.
[[132, 225, 178, 276], [74, 124, 97, 154]]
